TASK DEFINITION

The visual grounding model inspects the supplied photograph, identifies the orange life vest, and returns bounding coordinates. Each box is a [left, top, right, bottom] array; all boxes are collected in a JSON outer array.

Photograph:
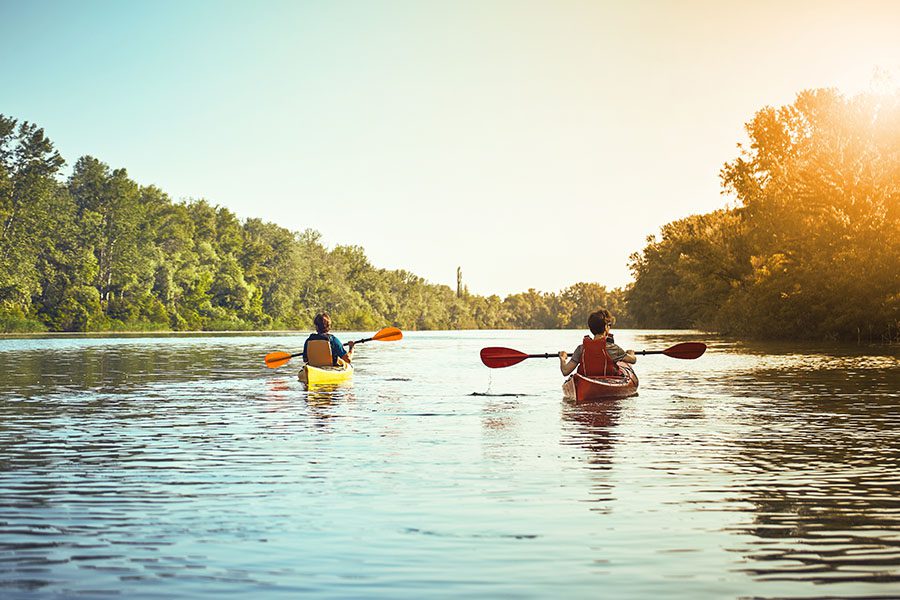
[[578, 335, 622, 377]]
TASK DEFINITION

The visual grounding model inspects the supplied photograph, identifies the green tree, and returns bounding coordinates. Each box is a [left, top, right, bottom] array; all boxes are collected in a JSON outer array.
[[720, 88, 900, 339], [628, 88, 899, 341], [68, 156, 145, 311], [0, 117, 66, 329], [628, 210, 748, 331]]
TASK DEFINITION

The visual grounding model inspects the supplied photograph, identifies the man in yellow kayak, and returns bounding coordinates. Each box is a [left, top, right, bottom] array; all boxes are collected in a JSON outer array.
[[559, 309, 636, 377], [303, 313, 355, 366]]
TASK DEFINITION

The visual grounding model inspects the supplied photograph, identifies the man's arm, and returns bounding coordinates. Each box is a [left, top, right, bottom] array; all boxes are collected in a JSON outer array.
[[607, 342, 636, 364], [343, 341, 355, 363], [559, 345, 581, 376], [334, 337, 354, 364]]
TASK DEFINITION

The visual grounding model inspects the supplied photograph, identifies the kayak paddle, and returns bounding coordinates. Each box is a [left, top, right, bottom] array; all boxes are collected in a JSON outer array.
[[264, 326, 403, 369], [636, 342, 706, 359], [480, 347, 564, 369], [480, 342, 706, 369]]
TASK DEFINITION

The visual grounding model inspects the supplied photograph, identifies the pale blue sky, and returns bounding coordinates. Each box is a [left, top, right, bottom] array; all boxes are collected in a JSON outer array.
[[2, 0, 899, 295]]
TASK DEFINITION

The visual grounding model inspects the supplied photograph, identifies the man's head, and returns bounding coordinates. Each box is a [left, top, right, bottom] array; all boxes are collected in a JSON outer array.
[[587, 309, 612, 335], [313, 312, 332, 334]]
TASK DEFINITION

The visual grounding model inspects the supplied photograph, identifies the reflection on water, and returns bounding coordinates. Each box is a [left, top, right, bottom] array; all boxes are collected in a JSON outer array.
[[562, 400, 621, 462], [715, 359, 900, 586], [0, 331, 898, 597]]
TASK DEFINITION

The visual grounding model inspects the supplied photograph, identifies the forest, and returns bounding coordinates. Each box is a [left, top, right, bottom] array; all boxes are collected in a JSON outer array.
[[628, 88, 899, 342], [2, 88, 897, 340], [0, 115, 627, 333]]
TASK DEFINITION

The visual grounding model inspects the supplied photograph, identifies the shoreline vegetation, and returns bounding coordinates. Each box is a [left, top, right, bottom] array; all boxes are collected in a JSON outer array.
[[0, 327, 692, 338], [2, 87, 898, 342]]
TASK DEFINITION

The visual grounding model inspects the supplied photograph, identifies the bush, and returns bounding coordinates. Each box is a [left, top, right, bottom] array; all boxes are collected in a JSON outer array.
[[0, 308, 47, 333]]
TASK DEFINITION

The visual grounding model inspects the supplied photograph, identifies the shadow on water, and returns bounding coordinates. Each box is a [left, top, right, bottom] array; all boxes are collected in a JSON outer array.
[[557, 334, 900, 586], [702, 351, 900, 586], [0, 343, 265, 399]]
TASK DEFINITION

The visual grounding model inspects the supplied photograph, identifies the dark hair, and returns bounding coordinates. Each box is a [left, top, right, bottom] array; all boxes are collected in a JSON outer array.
[[313, 312, 331, 334], [587, 309, 612, 335]]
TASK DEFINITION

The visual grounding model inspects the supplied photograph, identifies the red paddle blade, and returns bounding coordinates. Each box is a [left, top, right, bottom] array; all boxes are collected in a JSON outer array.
[[480, 347, 530, 368], [663, 342, 707, 359], [264, 351, 293, 368], [372, 326, 403, 342]]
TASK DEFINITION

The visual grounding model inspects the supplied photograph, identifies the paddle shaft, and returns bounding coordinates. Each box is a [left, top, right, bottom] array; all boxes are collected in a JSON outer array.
[[490, 347, 691, 360], [480, 342, 705, 369], [280, 336, 372, 360]]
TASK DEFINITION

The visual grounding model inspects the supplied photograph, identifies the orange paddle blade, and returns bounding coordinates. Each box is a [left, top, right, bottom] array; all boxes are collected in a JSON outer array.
[[372, 326, 403, 342], [264, 351, 293, 368]]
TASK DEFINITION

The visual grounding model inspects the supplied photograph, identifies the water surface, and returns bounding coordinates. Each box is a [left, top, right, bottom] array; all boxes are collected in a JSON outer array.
[[1, 330, 898, 598]]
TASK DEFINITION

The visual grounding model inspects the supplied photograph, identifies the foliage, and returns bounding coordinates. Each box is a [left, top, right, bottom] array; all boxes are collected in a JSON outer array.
[[9, 88, 895, 341], [628, 88, 900, 341], [0, 114, 630, 333]]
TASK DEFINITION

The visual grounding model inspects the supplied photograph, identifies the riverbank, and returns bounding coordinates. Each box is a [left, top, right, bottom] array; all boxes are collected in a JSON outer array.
[[0, 329, 306, 338]]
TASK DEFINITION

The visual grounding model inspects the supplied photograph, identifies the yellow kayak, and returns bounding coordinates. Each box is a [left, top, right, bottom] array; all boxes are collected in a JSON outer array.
[[297, 363, 354, 385]]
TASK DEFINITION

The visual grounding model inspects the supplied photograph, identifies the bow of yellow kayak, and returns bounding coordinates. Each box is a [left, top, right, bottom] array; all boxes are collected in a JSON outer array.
[[298, 363, 354, 385]]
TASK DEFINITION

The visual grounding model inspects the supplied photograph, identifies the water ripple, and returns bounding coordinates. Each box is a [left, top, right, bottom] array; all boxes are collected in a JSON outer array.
[[0, 331, 898, 597]]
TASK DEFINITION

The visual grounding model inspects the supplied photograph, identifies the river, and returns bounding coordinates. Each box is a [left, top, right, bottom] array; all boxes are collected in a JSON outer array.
[[1, 330, 898, 598]]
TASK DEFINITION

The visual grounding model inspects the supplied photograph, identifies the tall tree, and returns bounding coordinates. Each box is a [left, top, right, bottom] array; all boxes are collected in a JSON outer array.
[[68, 156, 144, 305], [0, 118, 66, 321], [720, 89, 900, 339]]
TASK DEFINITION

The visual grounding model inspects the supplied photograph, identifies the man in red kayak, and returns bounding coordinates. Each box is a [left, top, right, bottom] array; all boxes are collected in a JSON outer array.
[[559, 309, 636, 376]]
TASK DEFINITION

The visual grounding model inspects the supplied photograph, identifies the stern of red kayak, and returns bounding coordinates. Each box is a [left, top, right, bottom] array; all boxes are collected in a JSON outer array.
[[562, 362, 639, 402]]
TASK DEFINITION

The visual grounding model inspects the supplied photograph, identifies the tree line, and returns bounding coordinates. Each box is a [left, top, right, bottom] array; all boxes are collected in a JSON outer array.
[[3, 87, 897, 340], [0, 116, 628, 333], [628, 88, 899, 342]]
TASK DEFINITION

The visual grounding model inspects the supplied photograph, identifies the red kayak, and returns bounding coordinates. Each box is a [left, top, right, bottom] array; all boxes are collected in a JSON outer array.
[[562, 362, 639, 402]]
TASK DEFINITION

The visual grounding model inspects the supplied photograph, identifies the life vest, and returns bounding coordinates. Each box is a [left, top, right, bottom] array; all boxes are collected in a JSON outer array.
[[578, 335, 622, 377], [305, 337, 334, 367]]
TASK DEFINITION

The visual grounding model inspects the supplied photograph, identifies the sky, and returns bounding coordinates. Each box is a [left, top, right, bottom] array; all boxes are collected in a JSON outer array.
[[2, 0, 899, 296]]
